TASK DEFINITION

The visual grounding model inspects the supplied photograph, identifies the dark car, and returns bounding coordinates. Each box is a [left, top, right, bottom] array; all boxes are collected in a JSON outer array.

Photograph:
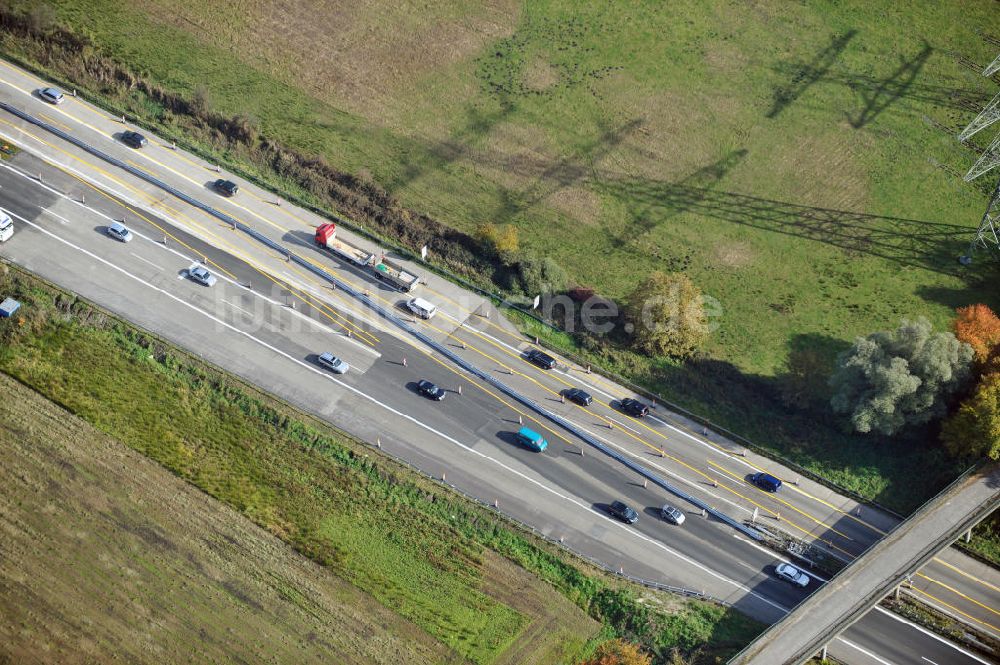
[[213, 179, 239, 197], [619, 398, 649, 418], [608, 500, 639, 524], [416, 379, 446, 401], [564, 388, 592, 406], [751, 472, 782, 492], [525, 349, 557, 370], [121, 130, 148, 149]]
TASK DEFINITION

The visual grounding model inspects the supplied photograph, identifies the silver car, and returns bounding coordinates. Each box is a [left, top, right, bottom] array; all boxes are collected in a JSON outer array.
[[106, 221, 133, 243], [188, 265, 217, 287], [317, 352, 349, 374], [39, 87, 65, 104], [661, 504, 686, 525], [775, 562, 810, 588]]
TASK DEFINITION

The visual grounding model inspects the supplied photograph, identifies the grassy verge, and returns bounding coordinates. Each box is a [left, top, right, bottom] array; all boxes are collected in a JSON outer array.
[[0, 260, 764, 663], [3, 0, 991, 514], [958, 513, 1000, 568]]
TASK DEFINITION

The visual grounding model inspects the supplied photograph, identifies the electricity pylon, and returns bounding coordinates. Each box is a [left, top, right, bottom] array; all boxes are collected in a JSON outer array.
[[957, 52, 1000, 264]]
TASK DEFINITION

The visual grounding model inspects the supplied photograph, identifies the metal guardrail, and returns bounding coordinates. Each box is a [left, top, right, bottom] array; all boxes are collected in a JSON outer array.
[[387, 448, 719, 603], [0, 101, 762, 542]]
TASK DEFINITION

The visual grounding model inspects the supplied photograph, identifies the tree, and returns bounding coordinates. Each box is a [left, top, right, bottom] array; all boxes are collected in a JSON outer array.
[[581, 639, 652, 665], [941, 373, 1000, 460], [953, 304, 1000, 364], [477, 223, 519, 260], [625, 272, 707, 359], [829, 317, 974, 435], [514, 254, 567, 295]]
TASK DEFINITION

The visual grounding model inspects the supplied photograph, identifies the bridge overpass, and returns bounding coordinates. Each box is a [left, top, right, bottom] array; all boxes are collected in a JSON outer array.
[[728, 462, 1000, 665]]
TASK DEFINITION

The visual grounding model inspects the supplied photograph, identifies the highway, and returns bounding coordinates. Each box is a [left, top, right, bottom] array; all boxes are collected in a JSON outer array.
[[0, 60, 997, 664]]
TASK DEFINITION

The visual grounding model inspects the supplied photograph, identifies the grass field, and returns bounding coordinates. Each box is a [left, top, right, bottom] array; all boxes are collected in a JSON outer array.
[[0, 373, 456, 665], [0, 263, 763, 664], [4, 0, 998, 511]]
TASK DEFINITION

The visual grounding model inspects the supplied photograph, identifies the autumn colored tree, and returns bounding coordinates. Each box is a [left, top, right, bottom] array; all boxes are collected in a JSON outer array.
[[941, 373, 1000, 461], [625, 272, 708, 359], [477, 222, 520, 260], [581, 639, 652, 665], [953, 304, 1000, 364]]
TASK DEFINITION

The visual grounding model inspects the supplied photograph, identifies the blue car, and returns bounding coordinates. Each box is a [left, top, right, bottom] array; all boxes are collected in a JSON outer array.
[[516, 427, 548, 452]]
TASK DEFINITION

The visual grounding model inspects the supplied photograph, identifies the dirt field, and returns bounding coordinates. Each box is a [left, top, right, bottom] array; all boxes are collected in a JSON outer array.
[[0, 372, 454, 665]]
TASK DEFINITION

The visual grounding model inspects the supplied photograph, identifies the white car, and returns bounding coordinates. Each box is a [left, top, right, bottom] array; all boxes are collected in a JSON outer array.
[[188, 265, 217, 287], [106, 222, 133, 243], [0, 209, 13, 243], [317, 352, 349, 374], [39, 87, 65, 104], [775, 562, 810, 588]]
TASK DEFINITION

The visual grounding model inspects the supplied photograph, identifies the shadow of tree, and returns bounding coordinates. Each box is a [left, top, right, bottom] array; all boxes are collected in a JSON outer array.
[[767, 30, 858, 119], [778, 333, 852, 410], [645, 354, 961, 511]]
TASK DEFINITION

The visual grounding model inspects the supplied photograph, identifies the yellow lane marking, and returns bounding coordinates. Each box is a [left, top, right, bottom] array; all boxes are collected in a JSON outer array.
[[707, 460, 859, 547], [915, 572, 1000, 618], [930, 558, 1000, 595], [907, 586, 1000, 633], [0, 128, 378, 345], [36, 112, 72, 132]]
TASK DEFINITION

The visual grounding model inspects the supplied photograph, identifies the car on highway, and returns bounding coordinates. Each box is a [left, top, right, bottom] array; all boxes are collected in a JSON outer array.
[[608, 500, 639, 524], [121, 130, 148, 149], [515, 426, 548, 452], [619, 398, 649, 418], [188, 265, 217, 287], [105, 221, 133, 243], [751, 472, 782, 492], [213, 179, 239, 197], [0, 209, 13, 243], [775, 562, 810, 588], [317, 352, 349, 374], [515, 427, 549, 453], [406, 296, 437, 320], [563, 387, 592, 406], [660, 504, 686, 525], [416, 379, 446, 401], [39, 87, 64, 104], [525, 348, 556, 370]]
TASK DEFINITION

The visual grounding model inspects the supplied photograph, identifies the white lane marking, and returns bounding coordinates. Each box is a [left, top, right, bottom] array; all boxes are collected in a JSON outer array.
[[0, 144, 396, 345], [0, 160, 380, 359], [873, 606, 993, 665], [12, 211, 790, 618], [606, 416, 641, 435], [922, 658, 940, 665], [834, 636, 897, 665], [223, 299, 254, 317], [130, 252, 163, 271], [39, 206, 71, 225]]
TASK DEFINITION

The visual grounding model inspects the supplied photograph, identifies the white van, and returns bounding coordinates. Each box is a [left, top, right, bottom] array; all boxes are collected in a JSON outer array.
[[406, 297, 437, 320], [0, 210, 13, 243]]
